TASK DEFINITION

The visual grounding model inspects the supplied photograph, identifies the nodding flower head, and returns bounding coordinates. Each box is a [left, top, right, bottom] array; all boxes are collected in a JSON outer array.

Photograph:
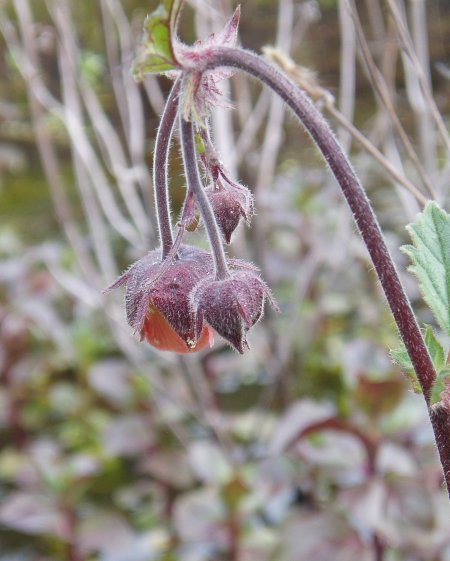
[[106, 245, 215, 353], [205, 178, 255, 244], [190, 270, 278, 353]]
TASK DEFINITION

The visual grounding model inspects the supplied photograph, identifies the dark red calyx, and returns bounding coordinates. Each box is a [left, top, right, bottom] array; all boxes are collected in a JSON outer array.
[[190, 269, 278, 353], [205, 178, 255, 244], [106, 245, 214, 350]]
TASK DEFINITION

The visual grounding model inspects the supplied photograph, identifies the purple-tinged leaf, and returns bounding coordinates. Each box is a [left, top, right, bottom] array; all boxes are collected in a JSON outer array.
[[0, 492, 60, 536]]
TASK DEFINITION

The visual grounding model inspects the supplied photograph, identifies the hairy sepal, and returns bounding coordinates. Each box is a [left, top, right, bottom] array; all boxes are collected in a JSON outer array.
[[106, 245, 214, 350], [177, 7, 241, 123], [190, 270, 277, 353]]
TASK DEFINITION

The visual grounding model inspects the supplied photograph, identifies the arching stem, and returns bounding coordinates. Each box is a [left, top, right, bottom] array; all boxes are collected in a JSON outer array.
[[200, 46, 450, 493], [154, 77, 181, 258], [179, 110, 229, 281]]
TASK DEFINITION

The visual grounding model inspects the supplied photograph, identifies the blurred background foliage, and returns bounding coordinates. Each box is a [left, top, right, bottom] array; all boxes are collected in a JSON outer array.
[[1, 0, 450, 560]]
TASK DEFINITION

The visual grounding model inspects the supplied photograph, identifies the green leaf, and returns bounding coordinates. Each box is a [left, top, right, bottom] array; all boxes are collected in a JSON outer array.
[[390, 325, 446, 393], [390, 344, 421, 393], [390, 345, 415, 375], [403, 202, 450, 336], [423, 325, 445, 372], [132, 0, 183, 79], [430, 368, 450, 406], [195, 132, 205, 155]]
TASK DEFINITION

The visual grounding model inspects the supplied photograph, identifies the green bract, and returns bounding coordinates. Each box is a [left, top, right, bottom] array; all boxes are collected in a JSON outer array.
[[391, 326, 446, 395], [132, 0, 183, 78]]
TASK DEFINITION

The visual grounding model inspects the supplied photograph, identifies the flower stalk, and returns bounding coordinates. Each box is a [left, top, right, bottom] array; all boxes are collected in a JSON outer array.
[[179, 110, 229, 281], [154, 77, 181, 258]]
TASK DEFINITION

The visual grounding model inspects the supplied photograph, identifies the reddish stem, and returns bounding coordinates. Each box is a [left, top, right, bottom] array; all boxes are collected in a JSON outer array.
[[179, 112, 230, 280], [154, 77, 181, 258], [292, 417, 378, 475]]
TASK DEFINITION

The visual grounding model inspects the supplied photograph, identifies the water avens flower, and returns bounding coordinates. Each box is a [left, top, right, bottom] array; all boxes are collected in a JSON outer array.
[[191, 270, 278, 353], [107, 246, 214, 353], [205, 178, 255, 244]]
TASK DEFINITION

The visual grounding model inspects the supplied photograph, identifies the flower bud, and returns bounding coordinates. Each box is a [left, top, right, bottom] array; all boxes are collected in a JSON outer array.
[[106, 245, 214, 353], [205, 179, 255, 244], [191, 270, 278, 353]]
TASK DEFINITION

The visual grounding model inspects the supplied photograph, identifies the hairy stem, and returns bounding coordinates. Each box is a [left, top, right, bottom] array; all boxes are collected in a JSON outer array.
[[179, 112, 229, 280], [201, 46, 450, 493], [154, 77, 181, 258]]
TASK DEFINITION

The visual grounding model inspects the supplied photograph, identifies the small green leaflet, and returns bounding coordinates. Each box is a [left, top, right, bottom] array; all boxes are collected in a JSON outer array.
[[195, 132, 206, 155], [132, 0, 183, 79], [431, 368, 450, 407], [403, 202, 450, 336], [424, 324, 446, 372], [390, 345, 421, 393], [391, 325, 446, 393]]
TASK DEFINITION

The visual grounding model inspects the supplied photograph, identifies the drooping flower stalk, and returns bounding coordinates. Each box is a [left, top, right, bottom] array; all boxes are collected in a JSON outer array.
[[154, 77, 181, 258], [179, 109, 229, 281], [201, 47, 434, 390], [198, 46, 450, 493], [119, 0, 450, 492]]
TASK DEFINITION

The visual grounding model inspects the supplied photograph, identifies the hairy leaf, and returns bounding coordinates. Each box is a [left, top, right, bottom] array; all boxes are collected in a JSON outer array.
[[390, 345, 421, 393], [403, 202, 450, 336], [132, 0, 183, 78], [390, 345, 415, 376], [390, 326, 446, 393], [424, 325, 446, 372]]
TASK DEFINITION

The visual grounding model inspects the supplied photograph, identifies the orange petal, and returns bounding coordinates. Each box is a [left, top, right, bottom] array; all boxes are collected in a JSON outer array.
[[142, 306, 213, 354]]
